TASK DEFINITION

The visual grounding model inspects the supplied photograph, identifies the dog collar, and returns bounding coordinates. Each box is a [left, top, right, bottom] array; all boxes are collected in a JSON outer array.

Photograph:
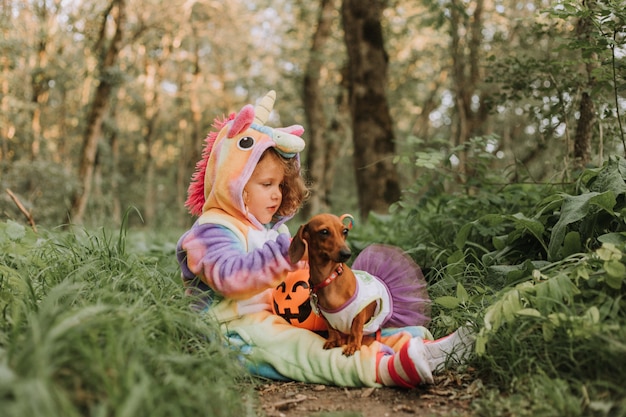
[[311, 264, 344, 293]]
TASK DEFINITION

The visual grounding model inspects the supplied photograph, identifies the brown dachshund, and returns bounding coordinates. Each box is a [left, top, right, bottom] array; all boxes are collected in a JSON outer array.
[[288, 213, 377, 356]]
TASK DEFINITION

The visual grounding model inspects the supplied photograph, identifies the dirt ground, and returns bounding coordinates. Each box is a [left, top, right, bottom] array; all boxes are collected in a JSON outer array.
[[256, 370, 481, 417]]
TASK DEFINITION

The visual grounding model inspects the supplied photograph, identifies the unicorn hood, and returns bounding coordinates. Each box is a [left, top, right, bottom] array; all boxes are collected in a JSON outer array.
[[185, 91, 305, 231]]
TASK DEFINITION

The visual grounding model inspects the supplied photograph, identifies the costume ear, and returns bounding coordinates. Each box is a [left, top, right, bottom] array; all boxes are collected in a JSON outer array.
[[288, 225, 308, 264], [227, 104, 254, 137], [276, 124, 304, 137], [339, 213, 355, 230]]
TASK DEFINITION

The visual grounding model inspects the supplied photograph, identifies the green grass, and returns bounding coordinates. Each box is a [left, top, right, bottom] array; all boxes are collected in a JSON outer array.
[[0, 221, 256, 417]]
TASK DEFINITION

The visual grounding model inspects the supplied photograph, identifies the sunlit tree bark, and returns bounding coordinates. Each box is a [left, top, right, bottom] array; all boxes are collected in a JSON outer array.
[[29, 2, 56, 161], [70, 0, 124, 224]]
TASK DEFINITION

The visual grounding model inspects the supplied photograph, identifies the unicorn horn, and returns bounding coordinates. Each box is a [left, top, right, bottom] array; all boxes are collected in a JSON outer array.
[[254, 90, 276, 125]]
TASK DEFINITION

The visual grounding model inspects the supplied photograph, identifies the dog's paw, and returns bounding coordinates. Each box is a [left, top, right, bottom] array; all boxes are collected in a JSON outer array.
[[323, 340, 340, 350], [342, 344, 360, 356]]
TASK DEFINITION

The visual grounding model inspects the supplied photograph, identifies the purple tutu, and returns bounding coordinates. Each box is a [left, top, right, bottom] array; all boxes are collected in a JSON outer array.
[[351, 244, 431, 327]]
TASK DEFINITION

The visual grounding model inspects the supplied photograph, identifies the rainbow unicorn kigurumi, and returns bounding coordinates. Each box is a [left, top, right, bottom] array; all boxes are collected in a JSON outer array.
[[179, 90, 306, 305], [176, 90, 472, 388]]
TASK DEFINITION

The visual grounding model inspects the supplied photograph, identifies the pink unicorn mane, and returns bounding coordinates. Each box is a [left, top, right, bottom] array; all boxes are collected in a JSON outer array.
[[185, 113, 235, 216]]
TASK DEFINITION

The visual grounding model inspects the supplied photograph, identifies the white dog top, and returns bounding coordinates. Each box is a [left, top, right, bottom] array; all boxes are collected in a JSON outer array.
[[312, 270, 392, 334]]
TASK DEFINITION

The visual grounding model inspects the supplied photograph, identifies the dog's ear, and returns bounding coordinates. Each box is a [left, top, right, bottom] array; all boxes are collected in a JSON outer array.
[[288, 224, 308, 263]]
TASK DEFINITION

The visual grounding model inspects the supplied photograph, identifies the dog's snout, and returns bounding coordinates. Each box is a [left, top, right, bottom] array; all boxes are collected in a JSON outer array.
[[338, 247, 352, 262]]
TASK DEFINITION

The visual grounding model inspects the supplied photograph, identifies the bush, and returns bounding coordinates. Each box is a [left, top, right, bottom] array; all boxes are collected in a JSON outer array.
[[351, 154, 626, 416]]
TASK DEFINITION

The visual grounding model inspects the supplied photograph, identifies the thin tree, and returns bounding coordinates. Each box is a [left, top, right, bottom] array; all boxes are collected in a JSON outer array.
[[70, 0, 125, 224], [302, 0, 336, 217], [341, 0, 400, 219], [0, 0, 12, 165], [140, 34, 171, 227], [449, 0, 487, 179], [573, 0, 598, 170], [29, 2, 53, 161]]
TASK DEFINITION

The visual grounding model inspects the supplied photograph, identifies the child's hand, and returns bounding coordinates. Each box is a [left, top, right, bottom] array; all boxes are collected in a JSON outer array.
[[276, 233, 292, 257]]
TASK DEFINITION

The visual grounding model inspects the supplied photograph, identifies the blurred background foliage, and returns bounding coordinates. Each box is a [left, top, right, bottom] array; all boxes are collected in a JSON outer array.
[[0, 0, 624, 230]]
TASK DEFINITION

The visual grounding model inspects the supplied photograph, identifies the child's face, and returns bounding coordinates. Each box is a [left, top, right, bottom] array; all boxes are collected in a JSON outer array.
[[243, 153, 285, 224]]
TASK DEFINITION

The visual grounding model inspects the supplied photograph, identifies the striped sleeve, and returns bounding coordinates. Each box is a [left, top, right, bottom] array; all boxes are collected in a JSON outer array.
[[177, 223, 295, 300]]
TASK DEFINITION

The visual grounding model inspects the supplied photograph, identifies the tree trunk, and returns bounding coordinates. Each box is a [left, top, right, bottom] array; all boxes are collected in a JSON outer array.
[[1, 51, 12, 166], [110, 91, 121, 225], [573, 0, 598, 170], [175, 27, 204, 227], [141, 34, 169, 227], [70, 0, 124, 224], [341, 0, 400, 219], [0, 0, 6, 164], [324, 84, 350, 204], [574, 92, 595, 169], [449, 0, 485, 179], [302, 0, 336, 218], [30, 3, 51, 161], [188, 29, 203, 179], [56, 85, 69, 167]]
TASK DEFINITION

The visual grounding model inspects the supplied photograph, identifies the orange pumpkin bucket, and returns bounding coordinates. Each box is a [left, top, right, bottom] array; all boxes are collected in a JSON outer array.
[[272, 268, 327, 331]]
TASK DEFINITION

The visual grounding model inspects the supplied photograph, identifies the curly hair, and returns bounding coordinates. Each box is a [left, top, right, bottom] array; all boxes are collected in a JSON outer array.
[[259, 148, 310, 218]]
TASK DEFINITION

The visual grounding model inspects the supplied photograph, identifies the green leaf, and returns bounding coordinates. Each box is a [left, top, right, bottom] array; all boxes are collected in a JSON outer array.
[[456, 283, 469, 303], [516, 308, 542, 317], [435, 296, 461, 309], [604, 260, 625, 289], [446, 250, 466, 276], [483, 304, 500, 331], [492, 235, 507, 251], [510, 213, 545, 239], [587, 155, 626, 194], [475, 333, 487, 356], [534, 273, 581, 308], [576, 266, 590, 280], [501, 289, 523, 321], [489, 260, 548, 285], [562, 231, 582, 257], [542, 321, 555, 341], [585, 306, 600, 324], [455, 223, 473, 250], [597, 243, 622, 261], [548, 191, 617, 261], [598, 232, 626, 245]]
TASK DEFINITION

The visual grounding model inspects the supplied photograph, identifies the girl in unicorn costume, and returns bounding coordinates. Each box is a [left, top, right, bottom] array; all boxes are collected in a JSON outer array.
[[176, 91, 474, 387]]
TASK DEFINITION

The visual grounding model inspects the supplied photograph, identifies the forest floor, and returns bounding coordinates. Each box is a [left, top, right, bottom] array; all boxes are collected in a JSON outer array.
[[256, 369, 481, 417]]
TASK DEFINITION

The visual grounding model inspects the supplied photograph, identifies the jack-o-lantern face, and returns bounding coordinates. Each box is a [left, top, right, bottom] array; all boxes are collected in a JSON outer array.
[[272, 269, 326, 331]]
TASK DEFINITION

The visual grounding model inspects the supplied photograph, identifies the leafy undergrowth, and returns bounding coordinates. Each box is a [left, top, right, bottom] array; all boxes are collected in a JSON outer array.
[[351, 155, 626, 417], [0, 220, 256, 417]]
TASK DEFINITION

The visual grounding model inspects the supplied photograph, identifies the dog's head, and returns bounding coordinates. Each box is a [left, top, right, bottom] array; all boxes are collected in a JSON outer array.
[[289, 213, 353, 265]]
